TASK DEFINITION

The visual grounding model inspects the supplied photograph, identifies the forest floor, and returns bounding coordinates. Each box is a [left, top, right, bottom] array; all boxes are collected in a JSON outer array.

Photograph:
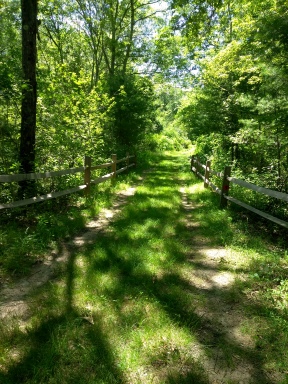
[[0, 152, 287, 384]]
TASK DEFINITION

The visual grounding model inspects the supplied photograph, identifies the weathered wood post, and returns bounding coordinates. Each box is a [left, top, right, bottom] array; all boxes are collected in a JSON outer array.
[[191, 155, 195, 173], [220, 166, 231, 208], [204, 160, 211, 188], [111, 154, 117, 183], [195, 156, 200, 178], [84, 155, 91, 196]]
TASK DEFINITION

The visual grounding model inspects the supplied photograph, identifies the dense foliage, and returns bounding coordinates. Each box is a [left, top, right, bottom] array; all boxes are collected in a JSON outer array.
[[173, 0, 288, 219], [0, 4, 287, 381], [176, 0, 288, 187], [0, 0, 163, 201], [1, 0, 288, 220]]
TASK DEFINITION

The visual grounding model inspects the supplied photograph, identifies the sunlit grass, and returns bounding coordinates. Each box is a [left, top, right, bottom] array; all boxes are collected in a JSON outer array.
[[0, 163, 144, 279], [0, 150, 287, 383]]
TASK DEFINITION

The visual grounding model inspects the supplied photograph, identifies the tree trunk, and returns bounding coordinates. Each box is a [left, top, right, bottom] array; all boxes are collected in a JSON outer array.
[[19, 0, 38, 197], [122, 0, 135, 75]]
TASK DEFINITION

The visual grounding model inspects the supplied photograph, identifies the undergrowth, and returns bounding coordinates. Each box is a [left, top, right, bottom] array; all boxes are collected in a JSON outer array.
[[0, 151, 154, 280]]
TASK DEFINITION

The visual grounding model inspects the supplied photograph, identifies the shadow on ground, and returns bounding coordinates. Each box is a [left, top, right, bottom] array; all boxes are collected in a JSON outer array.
[[0, 154, 285, 383]]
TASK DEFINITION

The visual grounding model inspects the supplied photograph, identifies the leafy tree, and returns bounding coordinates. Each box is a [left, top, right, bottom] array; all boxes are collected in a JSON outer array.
[[0, 1, 21, 178], [19, 0, 38, 197], [103, 72, 157, 154], [175, 0, 288, 198]]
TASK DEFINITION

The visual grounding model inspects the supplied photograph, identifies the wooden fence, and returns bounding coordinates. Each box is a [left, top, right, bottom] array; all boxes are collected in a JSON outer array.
[[191, 155, 288, 229], [0, 153, 136, 210]]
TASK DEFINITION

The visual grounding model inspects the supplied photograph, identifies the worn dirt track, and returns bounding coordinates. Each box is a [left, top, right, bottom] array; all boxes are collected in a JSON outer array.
[[0, 167, 283, 384], [0, 185, 138, 321]]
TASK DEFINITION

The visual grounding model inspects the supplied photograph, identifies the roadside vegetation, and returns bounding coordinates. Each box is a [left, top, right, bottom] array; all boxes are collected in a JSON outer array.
[[0, 152, 152, 280], [0, 151, 287, 383]]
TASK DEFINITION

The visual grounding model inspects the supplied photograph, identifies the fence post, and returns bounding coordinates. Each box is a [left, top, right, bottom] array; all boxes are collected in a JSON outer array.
[[111, 154, 117, 183], [84, 155, 91, 196], [204, 160, 211, 188], [190, 155, 195, 173], [220, 166, 231, 208], [195, 157, 200, 178]]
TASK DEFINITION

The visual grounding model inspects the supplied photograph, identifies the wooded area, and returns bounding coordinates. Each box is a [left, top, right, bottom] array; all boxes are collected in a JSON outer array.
[[1, 3, 288, 379], [175, 0, 288, 207], [0, 0, 287, 221]]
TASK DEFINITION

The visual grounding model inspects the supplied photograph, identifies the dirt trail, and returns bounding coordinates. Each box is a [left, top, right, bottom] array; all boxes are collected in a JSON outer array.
[[0, 185, 137, 321], [180, 187, 260, 383], [0, 170, 281, 383]]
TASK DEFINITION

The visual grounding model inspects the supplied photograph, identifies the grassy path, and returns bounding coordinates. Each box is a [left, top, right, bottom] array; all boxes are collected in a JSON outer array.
[[0, 152, 287, 383]]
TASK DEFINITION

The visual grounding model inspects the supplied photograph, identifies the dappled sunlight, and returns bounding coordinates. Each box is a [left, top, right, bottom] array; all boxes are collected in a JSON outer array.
[[212, 271, 235, 287], [0, 152, 286, 383]]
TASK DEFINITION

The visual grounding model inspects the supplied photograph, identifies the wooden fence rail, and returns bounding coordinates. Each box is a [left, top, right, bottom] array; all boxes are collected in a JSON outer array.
[[190, 155, 288, 229], [0, 153, 136, 210]]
